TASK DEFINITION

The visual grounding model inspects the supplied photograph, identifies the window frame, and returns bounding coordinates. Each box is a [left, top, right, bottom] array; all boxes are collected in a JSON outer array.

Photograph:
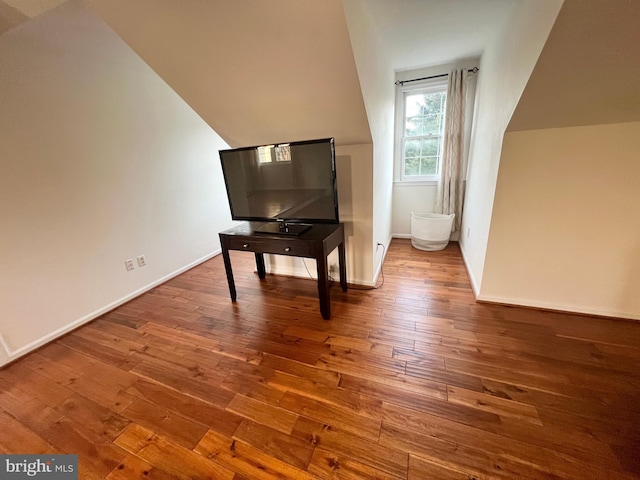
[[394, 79, 448, 185], [257, 144, 292, 165]]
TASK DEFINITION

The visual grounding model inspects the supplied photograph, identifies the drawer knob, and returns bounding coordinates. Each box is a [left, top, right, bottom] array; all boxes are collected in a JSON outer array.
[[284, 247, 291, 252], [243, 243, 249, 248]]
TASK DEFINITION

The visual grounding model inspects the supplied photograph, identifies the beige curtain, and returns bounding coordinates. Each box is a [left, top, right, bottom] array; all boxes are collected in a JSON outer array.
[[435, 68, 468, 234]]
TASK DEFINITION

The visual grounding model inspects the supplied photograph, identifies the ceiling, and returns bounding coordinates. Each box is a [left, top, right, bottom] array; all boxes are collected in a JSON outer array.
[[1, 0, 518, 148], [2, 0, 517, 73], [361, 0, 516, 71], [507, 0, 640, 131], [3, 0, 62, 17]]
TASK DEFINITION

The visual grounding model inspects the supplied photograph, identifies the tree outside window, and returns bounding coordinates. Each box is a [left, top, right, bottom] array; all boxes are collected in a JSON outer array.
[[397, 84, 447, 182]]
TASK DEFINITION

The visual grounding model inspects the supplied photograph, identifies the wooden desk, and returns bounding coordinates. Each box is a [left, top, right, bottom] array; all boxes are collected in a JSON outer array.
[[219, 222, 347, 319]]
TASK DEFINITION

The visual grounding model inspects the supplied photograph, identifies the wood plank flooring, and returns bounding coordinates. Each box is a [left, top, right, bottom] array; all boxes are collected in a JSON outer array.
[[1, 239, 639, 479]]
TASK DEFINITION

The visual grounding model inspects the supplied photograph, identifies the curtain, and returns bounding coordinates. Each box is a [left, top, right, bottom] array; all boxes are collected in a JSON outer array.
[[435, 68, 468, 235]]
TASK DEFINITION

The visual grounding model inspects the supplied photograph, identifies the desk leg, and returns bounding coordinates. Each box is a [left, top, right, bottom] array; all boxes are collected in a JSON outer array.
[[255, 253, 266, 279], [338, 241, 347, 292], [221, 247, 237, 301], [316, 254, 330, 320]]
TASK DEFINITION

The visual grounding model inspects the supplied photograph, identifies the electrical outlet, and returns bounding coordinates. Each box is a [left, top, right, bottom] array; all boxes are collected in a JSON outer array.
[[137, 255, 147, 267], [125, 259, 135, 271]]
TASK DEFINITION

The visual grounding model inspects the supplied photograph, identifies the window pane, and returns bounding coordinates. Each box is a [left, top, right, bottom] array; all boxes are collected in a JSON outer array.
[[423, 92, 446, 115], [404, 139, 421, 158], [405, 116, 423, 137], [422, 137, 440, 156], [404, 156, 420, 176], [423, 114, 442, 135], [275, 144, 291, 162], [401, 87, 446, 179], [405, 94, 424, 117], [420, 156, 438, 175], [404, 91, 446, 137], [403, 138, 441, 177], [257, 145, 273, 164], [406, 114, 443, 136]]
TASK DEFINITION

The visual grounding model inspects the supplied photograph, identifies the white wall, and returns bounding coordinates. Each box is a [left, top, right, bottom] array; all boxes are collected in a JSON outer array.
[[87, 0, 377, 289], [87, 0, 372, 149], [267, 0, 395, 287], [460, 0, 563, 294], [342, 0, 395, 282], [265, 143, 375, 286], [392, 185, 437, 237], [482, 122, 640, 319], [337, 143, 375, 284], [0, 2, 233, 365]]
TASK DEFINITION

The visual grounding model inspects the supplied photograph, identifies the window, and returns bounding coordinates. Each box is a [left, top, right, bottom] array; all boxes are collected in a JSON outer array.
[[257, 144, 291, 164], [274, 144, 291, 162], [257, 145, 273, 164], [395, 81, 447, 183]]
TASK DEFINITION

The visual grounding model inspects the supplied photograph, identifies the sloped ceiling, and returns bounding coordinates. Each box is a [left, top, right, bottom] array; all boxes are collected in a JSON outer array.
[[359, 0, 515, 71], [1, 0, 371, 147], [508, 0, 640, 131], [0, 0, 28, 33], [83, 0, 371, 148], [3, 0, 519, 148]]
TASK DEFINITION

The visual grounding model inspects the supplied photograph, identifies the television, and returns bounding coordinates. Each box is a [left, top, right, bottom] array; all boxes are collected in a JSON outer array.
[[219, 137, 339, 235]]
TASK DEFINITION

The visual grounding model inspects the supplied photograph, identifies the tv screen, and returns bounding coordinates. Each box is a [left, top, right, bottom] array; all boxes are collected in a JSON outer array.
[[219, 138, 339, 229]]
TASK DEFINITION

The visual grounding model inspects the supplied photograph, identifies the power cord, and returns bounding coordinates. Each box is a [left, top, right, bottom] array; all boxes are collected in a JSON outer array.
[[300, 242, 386, 290], [301, 258, 335, 283], [343, 242, 385, 290], [301, 258, 316, 280]]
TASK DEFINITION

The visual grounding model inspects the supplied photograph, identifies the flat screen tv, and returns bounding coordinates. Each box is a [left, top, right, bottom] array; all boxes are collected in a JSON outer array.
[[219, 137, 339, 235]]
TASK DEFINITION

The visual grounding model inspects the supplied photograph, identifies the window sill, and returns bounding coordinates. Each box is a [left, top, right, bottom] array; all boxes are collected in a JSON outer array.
[[393, 180, 438, 187]]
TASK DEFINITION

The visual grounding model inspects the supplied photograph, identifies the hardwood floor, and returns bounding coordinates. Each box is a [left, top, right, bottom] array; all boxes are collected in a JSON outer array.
[[1, 239, 639, 479]]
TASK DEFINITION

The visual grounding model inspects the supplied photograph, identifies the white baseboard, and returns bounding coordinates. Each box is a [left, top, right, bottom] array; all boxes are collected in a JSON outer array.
[[458, 241, 480, 299], [453, 243, 637, 321], [477, 293, 640, 321], [267, 263, 374, 288], [266, 261, 318, 281], [0, 249, 222, 367], [0, 335, 11, 365]]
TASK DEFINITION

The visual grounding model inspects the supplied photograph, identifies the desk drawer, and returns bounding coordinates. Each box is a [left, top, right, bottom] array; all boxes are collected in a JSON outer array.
[[227, 236, 311, 257]]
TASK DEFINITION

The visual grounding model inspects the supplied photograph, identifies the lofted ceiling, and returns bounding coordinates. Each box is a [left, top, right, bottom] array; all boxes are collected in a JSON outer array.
[[360, 0, 516, 71], [508, 0, 640, 131], [1, 0, 516, 148], [2, 0, 372, 148], [84, 0, 371, 148], [0, 1, 26, 32], [2, 0, 516, 73]]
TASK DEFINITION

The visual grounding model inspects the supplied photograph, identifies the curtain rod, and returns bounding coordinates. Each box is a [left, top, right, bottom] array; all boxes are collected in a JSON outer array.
[[394, 66, 479, 86]]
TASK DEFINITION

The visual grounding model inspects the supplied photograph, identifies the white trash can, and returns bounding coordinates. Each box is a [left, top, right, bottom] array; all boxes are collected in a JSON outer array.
[[411, 212, 455, 251]]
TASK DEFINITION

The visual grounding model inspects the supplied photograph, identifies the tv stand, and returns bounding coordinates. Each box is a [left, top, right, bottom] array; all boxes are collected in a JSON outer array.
[[219, 222, 347, 319], [255, 221, 311, 236]]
